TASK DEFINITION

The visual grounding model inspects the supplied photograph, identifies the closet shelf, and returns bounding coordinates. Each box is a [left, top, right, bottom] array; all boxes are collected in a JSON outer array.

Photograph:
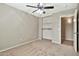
[[42, 28, 52, 30], [43, 23, 52, 24]]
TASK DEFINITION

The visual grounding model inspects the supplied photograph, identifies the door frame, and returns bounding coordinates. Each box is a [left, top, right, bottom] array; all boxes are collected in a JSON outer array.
[[60, 14, 74, 44], [73, 9, 78, 52]]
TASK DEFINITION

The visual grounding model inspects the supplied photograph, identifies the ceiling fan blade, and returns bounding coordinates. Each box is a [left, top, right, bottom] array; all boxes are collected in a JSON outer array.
[[44, 6, 54, 9], [32, 9, 39, 13], [26, 5, 37, 8]]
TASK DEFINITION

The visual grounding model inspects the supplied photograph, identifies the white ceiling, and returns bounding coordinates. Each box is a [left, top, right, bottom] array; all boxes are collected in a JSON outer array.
[[6, 3, 77, 17]]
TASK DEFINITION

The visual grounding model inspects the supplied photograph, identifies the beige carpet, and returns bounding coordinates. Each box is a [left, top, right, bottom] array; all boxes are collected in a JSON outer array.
[[0, 39, 79, 56]]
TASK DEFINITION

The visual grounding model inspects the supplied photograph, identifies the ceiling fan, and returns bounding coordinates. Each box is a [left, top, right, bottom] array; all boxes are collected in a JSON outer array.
[[26, 3, 54, 14]]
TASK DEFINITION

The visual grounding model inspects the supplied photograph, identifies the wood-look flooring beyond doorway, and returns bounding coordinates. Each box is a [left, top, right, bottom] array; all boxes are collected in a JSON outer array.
[[62, 40, 73, 46]]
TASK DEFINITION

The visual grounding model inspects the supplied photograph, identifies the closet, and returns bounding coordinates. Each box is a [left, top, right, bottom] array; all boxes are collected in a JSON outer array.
[[61, 16, 73, 46], [42, 17, 52, 40]]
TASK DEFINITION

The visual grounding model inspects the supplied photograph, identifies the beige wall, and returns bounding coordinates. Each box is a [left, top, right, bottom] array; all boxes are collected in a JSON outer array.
[[38, 18, 43, 40], [41, 9, 75, 43], [61, 18, 66, 43], [65, 18, 73, 41], [0, 4, 38, 51]]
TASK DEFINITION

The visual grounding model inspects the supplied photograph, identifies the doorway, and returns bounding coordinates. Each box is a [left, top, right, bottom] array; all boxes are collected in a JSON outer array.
[[61, 16, 74, 46]]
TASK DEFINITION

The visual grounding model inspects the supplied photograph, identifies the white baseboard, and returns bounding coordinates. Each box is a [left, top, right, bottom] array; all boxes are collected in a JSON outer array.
[[0, 39, 38, 52], [52, 40, 61, 45]]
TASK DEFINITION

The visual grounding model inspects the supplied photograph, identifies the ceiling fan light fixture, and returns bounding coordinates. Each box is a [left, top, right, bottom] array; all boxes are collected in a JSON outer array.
[[40, 3, 43, 6], [36, 9, 43, 14]]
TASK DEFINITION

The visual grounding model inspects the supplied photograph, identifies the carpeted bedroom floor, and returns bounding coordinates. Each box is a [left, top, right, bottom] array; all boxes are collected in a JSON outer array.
[[0, 39, 79, 56]]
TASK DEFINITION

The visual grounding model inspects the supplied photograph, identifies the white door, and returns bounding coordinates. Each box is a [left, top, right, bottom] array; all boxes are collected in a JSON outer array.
[[73, 9, 78, 52]]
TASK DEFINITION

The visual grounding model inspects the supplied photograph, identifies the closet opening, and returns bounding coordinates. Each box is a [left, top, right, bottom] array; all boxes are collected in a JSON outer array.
[[61, 16, 74, 46]]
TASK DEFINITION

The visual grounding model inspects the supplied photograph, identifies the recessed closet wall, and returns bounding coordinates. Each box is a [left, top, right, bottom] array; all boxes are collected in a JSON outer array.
[[39, 9, 75, 44]]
